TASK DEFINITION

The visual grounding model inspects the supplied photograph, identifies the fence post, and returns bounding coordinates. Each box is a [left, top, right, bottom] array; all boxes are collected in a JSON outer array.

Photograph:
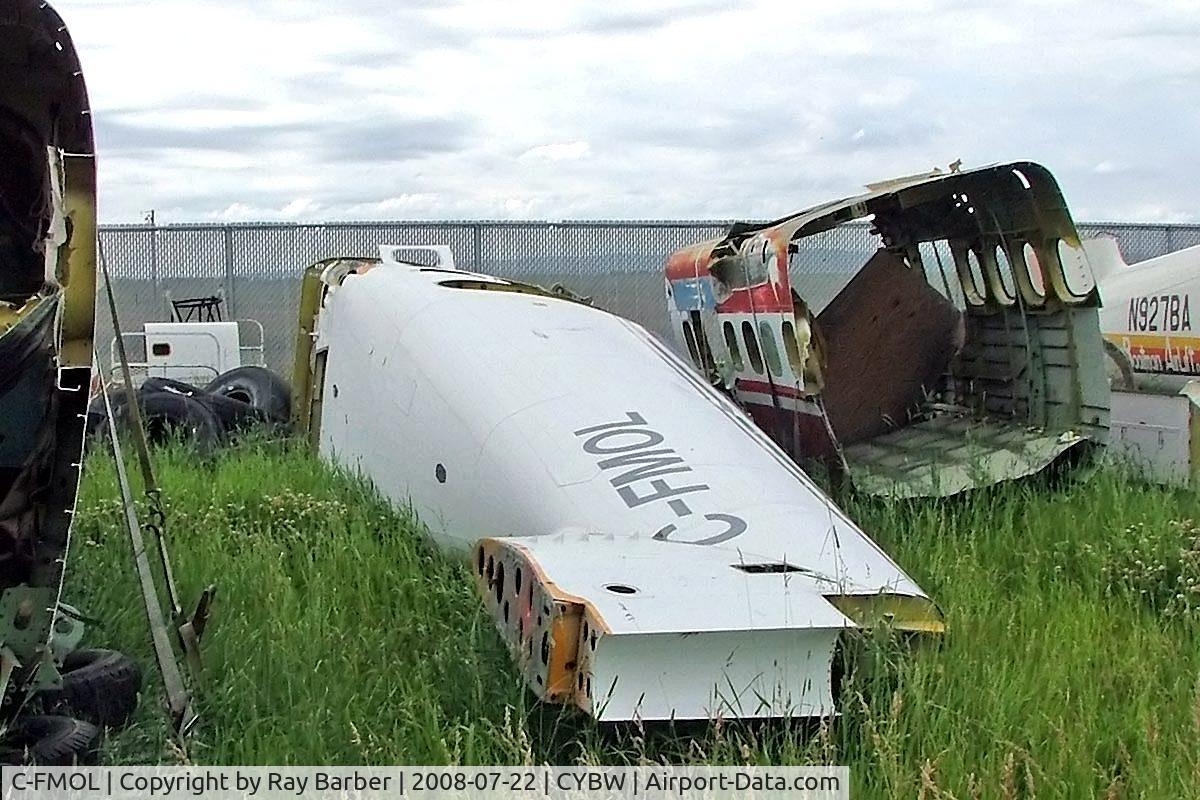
[[149, 224, 164, 318], [223, 226, 236, 318], [472, 222, 483, 270]]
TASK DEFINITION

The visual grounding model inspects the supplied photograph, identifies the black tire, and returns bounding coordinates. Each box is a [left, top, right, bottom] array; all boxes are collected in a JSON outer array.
[[139, 376, 206, 397], [204, 366, 292, 424], [139, 377, 270, 435], [0, 715, 101, 765], [39, 649, 143, 729], [138, 390, 223, 452], [199, 391, 272, 433]]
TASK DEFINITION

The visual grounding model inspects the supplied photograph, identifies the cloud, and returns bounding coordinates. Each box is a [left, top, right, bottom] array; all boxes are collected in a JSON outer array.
[[568, 2, 735, 34], [316, 118, 475, 163], [56, 0, 1200, 223], [519, 141, 591, 162], [97, 118, 302, 154], [97, 114, 473, 163]]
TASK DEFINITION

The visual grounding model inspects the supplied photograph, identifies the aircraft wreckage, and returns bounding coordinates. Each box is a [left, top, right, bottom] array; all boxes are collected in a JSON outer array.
[[1, 0, 215, 761], [1, 0, 98, 706], [0, 0, 129, 759], [291, 164, 1111, 721], [293, 247, 945, 721], [1, 0, 1116, 740], [665, 162, 1111, 498]]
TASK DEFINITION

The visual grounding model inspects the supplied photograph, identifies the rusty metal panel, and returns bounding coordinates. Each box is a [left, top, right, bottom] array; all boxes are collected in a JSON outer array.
[[816, 249, 961, 445]]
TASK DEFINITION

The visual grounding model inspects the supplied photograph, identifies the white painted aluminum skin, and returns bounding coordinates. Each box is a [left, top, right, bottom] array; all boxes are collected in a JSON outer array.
[[144, 321, 241, 385], [1109, 384, 1200, 486], [309, 247, 940, 721], [1086, 237, 1200, 484], [1090, 237, 1200, 390]]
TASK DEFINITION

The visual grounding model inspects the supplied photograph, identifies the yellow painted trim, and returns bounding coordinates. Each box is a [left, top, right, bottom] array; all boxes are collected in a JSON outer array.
[[1104, 332, 1200, 350], [824, 593, 946, 634], [290, 266, 326, 438], [1105, 332, 1200, 377], [59, 154, 97, 368]]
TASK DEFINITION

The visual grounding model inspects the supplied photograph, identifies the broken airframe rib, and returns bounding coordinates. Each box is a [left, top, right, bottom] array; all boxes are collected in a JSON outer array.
[[294, 246, 942, 721]]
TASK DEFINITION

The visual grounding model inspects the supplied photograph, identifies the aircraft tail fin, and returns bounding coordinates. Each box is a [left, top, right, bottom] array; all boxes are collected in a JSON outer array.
[[1083, 235, 1129, 281]]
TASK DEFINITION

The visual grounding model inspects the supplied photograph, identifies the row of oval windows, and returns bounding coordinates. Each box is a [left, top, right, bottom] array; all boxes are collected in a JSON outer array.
[[935, 238, 1094, 308], [681, 318, 806, 380]]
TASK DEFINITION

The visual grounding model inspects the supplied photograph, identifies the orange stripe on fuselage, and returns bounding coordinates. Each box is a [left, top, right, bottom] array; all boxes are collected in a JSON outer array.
[[1105, 332, 1200, 376]]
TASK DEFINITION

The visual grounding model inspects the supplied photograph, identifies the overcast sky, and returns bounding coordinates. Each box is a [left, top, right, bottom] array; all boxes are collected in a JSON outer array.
[[62, 0, 1198, 224]]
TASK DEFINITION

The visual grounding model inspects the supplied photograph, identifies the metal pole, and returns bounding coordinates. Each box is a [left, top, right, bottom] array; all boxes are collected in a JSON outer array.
[[472, 222, 483, 270], [146, 210, 162, 319], [223, 225, 236, 317]]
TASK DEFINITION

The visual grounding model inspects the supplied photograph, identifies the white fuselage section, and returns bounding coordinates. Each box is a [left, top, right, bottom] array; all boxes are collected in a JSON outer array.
[[309, 258, 937, 719], [1097, 241, 1200, 387], [1092, 239, 1200, 485], [315, 265, 917, 591]]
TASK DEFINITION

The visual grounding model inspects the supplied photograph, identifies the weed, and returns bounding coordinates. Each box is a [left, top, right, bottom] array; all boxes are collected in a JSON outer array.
[[68, 441, 1200, 797]]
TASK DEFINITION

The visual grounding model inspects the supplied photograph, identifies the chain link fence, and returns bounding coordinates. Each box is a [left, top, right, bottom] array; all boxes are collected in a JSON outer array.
[[97, 220, 1200, 377]]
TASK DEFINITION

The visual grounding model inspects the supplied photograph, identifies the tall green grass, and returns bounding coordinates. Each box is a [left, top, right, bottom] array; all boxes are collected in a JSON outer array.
[[70, 441, 1200, 797]]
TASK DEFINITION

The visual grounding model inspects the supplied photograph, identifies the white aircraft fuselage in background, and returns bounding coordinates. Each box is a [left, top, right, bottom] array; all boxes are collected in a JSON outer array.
[[1088, 236, 1200, 485], [1091, 237, 1200, 390]]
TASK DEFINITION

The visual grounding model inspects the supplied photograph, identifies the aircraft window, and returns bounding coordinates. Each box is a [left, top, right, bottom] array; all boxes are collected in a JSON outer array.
[[688, 311, 716, 371], [722, 321, 744, 371], [1023, 242, 1047, 299], [681, 320, 701, 367], [781, 320, 804, 375], [1057, 239, 1096, 299], [758, 321, 784, 378], [962, 249, 987, 306], [992, 245, 1018, 304], [917, 240, 965, 307], [741, 321, 765, 374]]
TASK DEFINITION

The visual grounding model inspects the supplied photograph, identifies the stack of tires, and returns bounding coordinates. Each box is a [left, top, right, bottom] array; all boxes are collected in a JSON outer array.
[[89, 366, 292, 451], [0, 648, 142, 765]]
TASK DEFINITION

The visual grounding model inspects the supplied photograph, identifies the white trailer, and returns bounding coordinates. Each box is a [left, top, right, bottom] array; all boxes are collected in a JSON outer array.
[[292, 246, 942, 722], [109, 317, 264, 388]]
